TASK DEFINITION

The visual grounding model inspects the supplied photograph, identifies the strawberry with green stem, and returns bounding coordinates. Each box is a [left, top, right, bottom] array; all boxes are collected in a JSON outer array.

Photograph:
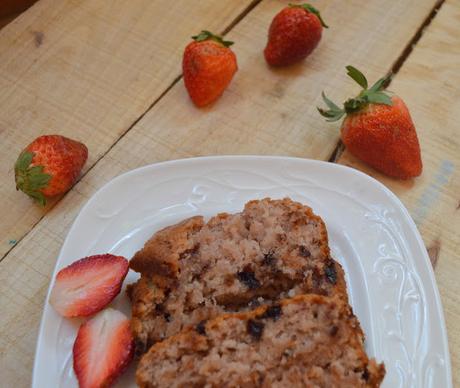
[[14, 135, 88, 206], [318, 66, 422, 179], [264, 3, 328, 67], [182, 30, 237, 107]]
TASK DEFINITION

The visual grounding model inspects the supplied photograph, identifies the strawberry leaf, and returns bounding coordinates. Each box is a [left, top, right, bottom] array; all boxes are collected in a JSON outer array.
[[290, 3, 329, 28], [14, 151, 51, 206], [320, 92, 339, 110], [346, 66, 368, 89], [344, 96, 368, 113], [366, 92, 392, 105], [15, 150, 33, 172], [191, 30, 233, 47], [26, 190, 47, 207], [317, 92, 345, 122], [318, 66, 394, 122], [317, 108, 345, 122]]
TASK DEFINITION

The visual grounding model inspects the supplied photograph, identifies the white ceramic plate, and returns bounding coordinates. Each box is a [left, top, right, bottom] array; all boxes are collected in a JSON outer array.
[[33, 156, 452, 388]]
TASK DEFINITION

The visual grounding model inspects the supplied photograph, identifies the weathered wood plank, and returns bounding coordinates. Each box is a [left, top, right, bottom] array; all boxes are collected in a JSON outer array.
[[338, 0, 460, 384], [0, 0, 256, 259], [0, 0, 443, 386]]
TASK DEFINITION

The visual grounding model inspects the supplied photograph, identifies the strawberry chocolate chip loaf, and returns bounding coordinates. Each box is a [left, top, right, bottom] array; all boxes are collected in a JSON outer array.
[[128, 198, 348, 354], [136, 294, 385, 388]]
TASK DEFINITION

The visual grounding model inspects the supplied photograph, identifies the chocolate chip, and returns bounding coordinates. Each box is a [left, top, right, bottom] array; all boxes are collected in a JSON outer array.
[[362, 368, 370, 381], [179, 245, 199, 260], [247, 319, 264, 340], [324, 261, 337, 284], [329, 325, 339, 336], [257, 373, 265, 385], [237, 270, 260, 289], [259, 305, 282, 321], [298, 246, 311, 257], [134, 339, 148, 356], [191, 273, 201, 282], [283, 348, 293, 358], [248, 299, 261, 308], [155, 303, 172, 322], [196, 320, 207, 335], [261, 251, 276, 266], [155, 303, 165, 313]]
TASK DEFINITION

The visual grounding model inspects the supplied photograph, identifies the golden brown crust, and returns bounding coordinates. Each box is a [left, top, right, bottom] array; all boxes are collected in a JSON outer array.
[[366, 360, 387, 387], [130, 216, 204, 277]]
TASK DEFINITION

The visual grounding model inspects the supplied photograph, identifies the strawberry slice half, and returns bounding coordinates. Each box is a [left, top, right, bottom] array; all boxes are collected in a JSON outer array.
[[73, 308, 134, 388], [49, 254, 129, 317]]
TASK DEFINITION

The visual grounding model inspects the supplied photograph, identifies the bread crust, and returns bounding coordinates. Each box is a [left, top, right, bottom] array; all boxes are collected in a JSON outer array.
[[130, 216, 204, 278]]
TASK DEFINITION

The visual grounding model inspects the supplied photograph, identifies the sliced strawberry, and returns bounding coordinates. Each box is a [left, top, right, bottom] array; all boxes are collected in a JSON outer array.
[[49, 254, 129, 317], [73, 308, 134, 388]]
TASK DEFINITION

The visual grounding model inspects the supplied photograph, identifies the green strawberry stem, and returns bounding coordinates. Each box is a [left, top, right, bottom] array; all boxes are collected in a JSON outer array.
[[289, 3, 329, 28], [14, 151, 51, 206], [191, 30, 233, 47], [318, 66, 393, 122]]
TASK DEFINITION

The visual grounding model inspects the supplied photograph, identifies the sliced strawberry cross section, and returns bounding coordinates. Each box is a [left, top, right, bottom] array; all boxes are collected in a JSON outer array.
[[73, 308, 134, 388], [49, 254, 129, 317]]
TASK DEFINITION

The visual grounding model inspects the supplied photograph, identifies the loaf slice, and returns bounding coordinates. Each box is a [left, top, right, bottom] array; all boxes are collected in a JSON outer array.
[[136, 294, 385, 388], [128, 198, 348, 354]]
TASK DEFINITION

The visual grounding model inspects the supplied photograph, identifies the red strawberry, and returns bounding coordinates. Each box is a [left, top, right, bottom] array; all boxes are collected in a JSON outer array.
[[318, 66, 422, 179], [183, 30, 237, 107], [264, 3, 328, 67], [73, 308, 134, 388], [14, 134, 88, 206], [49, 254, 129, 318]]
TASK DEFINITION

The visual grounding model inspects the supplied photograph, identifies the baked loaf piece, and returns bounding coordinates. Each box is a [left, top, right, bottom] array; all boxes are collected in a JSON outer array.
[[136, 294, 385, 387], [128, 198, 348, 354]]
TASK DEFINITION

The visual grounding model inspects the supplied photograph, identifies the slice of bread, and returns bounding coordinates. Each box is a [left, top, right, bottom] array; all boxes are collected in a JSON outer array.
[[128, 198, 348, 354], [136, 294, 385, 387]]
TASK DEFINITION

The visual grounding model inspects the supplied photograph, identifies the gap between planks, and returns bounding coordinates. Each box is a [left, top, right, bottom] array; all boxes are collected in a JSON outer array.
[[327, 0, 445, 163], [0, 0, 263, 264]]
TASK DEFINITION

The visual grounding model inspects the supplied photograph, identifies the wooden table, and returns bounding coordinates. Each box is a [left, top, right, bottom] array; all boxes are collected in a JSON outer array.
[[0, 0, 458, 386]]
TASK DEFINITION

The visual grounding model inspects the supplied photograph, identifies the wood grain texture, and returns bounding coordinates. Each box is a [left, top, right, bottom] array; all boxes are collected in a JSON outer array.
[[338, 0, 460, 384], [0, 0, 449, 386], [0, 0, 256, 259]]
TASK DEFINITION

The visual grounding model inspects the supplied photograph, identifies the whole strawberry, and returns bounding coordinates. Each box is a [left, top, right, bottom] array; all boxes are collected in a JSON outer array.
[[318, 66, 422, 179], [14, 135, 88, 205], [264, 3, 328, 67], [183, 30, 237, 107]]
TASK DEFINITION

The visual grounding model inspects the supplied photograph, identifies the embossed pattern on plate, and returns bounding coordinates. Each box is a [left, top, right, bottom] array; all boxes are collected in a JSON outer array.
[[32, 156, 452, 388]]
